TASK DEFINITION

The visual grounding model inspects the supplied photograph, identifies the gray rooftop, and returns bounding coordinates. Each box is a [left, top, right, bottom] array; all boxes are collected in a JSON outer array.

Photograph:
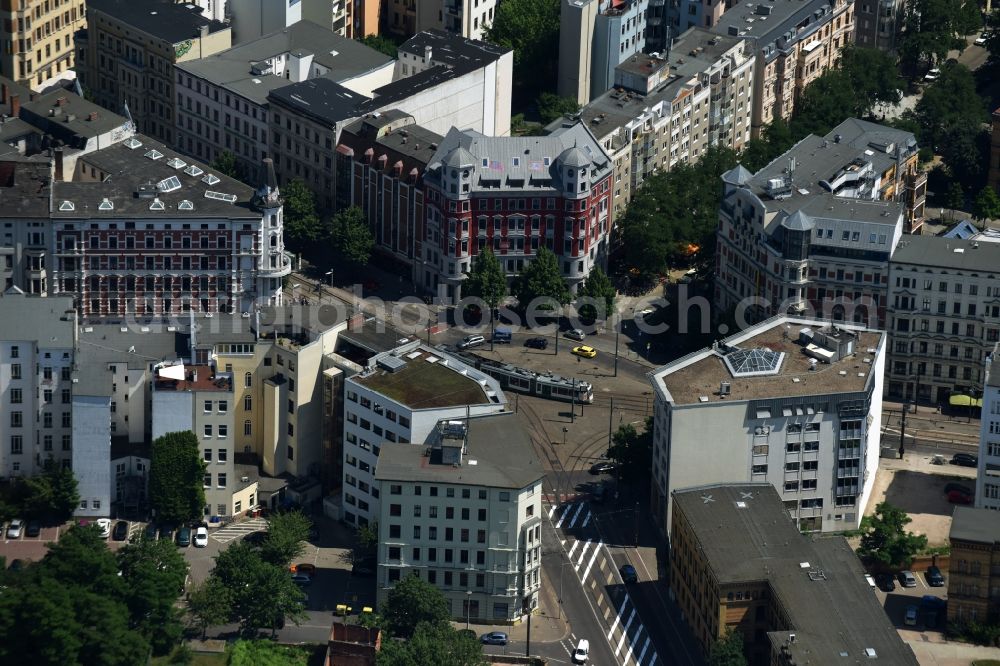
[[340, 113, 444, 167], [398, 29, 508, 73], [176, 21, 392, 106], [87, 0, 228, 45], [950, 505, 1000, 544], [268, 78, 370, 127], [669, 27, 746, 78], [374, 414, 544, 490], [673, 484, 918, 665], [0, 292, 75, 345], [890, 234, 1000, 272], [21, 88, 130, 142], [714, 0, 838, 60], [0, 159, 52, 218], [52, 134, 259, 218]]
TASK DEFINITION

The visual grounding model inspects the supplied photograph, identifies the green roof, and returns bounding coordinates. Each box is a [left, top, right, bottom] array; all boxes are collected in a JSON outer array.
[[355, 354, 492, 409]]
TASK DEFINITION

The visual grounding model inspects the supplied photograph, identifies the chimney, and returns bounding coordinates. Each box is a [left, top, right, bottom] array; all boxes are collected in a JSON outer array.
[[1, 83, 7, 105], [10, 94, 20, 116], [54, 147, 64, 181], [424, 45, 433, 62], [29, 91, 36, 101], [56, 96, 66, 107], [88, 111, 98, 121]]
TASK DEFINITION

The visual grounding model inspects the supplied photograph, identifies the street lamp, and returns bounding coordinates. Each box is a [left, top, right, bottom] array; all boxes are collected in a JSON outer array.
[[325, 270, 334, 286], [465, 590, 473, 630]]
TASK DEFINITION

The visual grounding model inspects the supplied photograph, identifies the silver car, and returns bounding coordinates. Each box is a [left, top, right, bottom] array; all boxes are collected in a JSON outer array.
[[6, 519, 23, 539], [899, 570, 917, 588]]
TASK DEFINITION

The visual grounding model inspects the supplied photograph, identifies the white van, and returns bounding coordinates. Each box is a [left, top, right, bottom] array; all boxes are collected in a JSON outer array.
[[572, 639, 589, 664], [457, 334, 485, 349]]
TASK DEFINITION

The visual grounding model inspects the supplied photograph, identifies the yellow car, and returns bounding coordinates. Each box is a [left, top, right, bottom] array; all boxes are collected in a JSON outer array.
[[572, 345, 597, 359]]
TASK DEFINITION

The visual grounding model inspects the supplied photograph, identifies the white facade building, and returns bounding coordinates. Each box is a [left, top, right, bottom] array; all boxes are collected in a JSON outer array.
[[374, 415, 544, 623], [649, 316, 886, 535], [342, 342, 507, 526], [72, 395, 112, 518], [414, 0, 499, 41], [977, 344, 1000, 511]]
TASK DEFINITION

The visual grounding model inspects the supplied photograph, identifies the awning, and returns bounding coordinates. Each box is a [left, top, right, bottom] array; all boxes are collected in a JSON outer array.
[[948, 394, 982, 407]]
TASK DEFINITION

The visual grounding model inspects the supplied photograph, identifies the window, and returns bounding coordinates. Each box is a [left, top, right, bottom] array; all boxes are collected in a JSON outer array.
[[204, 424, 213, 438], [244, 420, 252, 436], [10, 435, 23, 454], [217, 473, 227, 488], [218, 425, 227, 438], [244, 395, 252, 411], [244, 372, 252, 388], [10, 411, 22, 428], [204, 449, 212, 462], [204, 400, 213, 413]]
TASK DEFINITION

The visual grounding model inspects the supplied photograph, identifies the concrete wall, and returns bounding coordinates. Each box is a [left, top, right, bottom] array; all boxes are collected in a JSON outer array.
[[72, 395, 112, 518], [152, 391, 193, 442], [229, 0, 301, 44], [557, 0, 598, 105], [338, 62, 397, 98]]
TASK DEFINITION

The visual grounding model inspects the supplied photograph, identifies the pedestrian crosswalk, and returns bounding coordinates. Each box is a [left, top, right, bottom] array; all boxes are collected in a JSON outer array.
[[210, 517, 268, 543]]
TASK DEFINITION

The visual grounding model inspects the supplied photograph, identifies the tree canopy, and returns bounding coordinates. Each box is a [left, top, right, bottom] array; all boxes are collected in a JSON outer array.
[[330, 206, 375, 267], [149, 431, 206, 526], [838, 46, 904, 118], [858, 502, 928, 567], [608, 417, 653, 487], [513, 246, 571, 308], [381, 574, 451, 639], [259, 509, 312, 567], [577, 265, 616, 321], [463, 247, 508, 309], [21, 458, 79, 523], [537, 92, 581, 124], [359, 34, 399, 59], [973, 186, 1000, 222], [211, 150, 240, 181], [187, 577, 232, 639], [281, 179, 324, 252], [482, 0, 560, 98], [212, 542, 306, 635], [377, 621, 486, 666], [709, 629, 748, 666], [911, 63, 987, 151], [898, 0, 981, 73], [116, 535, 188, 653]]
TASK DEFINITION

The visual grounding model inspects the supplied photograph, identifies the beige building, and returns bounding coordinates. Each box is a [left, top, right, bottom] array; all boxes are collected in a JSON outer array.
[[713, 0, 854, 138], [303, 0, 382, 38], [385, 0, 496, 41], [0, 0, 87, 91], [75, 0, 231, 146]]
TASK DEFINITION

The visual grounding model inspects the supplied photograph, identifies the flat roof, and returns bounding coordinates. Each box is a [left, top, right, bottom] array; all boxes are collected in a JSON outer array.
[[0, 160, 53, 217], [52, 134, 259, 219], [153, 364, 233, 393], [674, 484, 918, 665], [651, 317, 883, 405], [352, 347, 498, 409], [87, 0, 228, 44], [0, 291, 75, 345], [398, 29, 508, 71], [268, 77, 370, 126], [176, 21, 392, 105], [374, 414, 544, 489], [891, 234, 1000, 272], [950, 505, 1000, 544], [21, 88, 130, 140], [714, 0, 837, 50]]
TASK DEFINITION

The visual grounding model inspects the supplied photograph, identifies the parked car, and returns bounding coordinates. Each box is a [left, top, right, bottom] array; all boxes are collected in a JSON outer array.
[[524, 337, 548, 350], [589, 461, 615, 475], [193, 526, 208, 548], [25, 520, 40, 538], [904, 604, 919, 626], [975, 33, 988, 45], [923, 67, 940, 82], [292, 563, 317, 576], [944, 482, 973, 496], [112, 520, 129, 541], [291, 573, 312, 586], [620, 564, 638, 584], [176, 526, 192, 547], [145, 523, 158, 540], [920, 595, 946, 610], [457, 334, 485, 350], [6, 519, 23, 539], [875, 573, 896, 592], [480, 632, 509, 646], [492, 327, 512, 344], [865, 574, 876, 589], [925, 566, 945, 587], [947, 489, 974, 505], [572, 639, 590, 664], [950, 453, 978, 467], [899, 570, 917, 588], [592, 482, 608, 503], [565, 329, 586, 341], [96, 519, 112, 538], [572, 345, 597, 359]]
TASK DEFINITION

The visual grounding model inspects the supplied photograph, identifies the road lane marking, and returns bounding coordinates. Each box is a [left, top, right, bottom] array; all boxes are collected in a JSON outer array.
[[568, 539, 580, 559], [556, 503, 580, 529], [581, 541, 602, 581], [637, 636, 652, 666], [582, 511, 592, 528], [615, 608, 636, 656], [607, 597, 628, 640], [567, 504, 587, 529], [623, 616, 644, 665], [575, 540, 593, 570], [548, 505, 557, 520]]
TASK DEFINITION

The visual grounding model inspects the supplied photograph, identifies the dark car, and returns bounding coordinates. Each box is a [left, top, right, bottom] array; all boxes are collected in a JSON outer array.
[[480, 632, 509, 646], [947, 489, 974, 505], [589, 461, 616, 475], [25, 520, 41, 538], [158, 525, 175, 541], [351, 560, 376, 577], [112, 520, 129, 542], [145, 523, 158, 540], [620, 564, 638, 584], [944, 482, 973, 496], [176, 527, 192, 547], [920, 595, 946, 610], [950, 453, 978, 467], [524, 337, 549, 350], [875, 573, 896, 592], [925, 566, 945, 587]]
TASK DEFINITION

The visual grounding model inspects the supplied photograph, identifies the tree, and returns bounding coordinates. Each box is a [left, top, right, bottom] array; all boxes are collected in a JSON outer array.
[[377, 621, 486, 666], [353, 521, 379, 564], [381, 574, 450, 639], [912, 63, 987, 152], [229, 640, 312, 666], [898, 0, 981, 73], [513, 246, 570, 309], [838, 46, 904, 118], [938, 123, 989, 185], [858, 502, 928, 567], [149, 431, 206, 526], [281, 179, 324, 252], [259, 509, 312, 567], [117, 536, 188, 654], [577, 265, 616, 321], [187, 578, 232, 639], [482, 0, 560, 98], [536, 92, 581, 124], [709, 629, 748, 666], [946, 181, 965, 213], [464, 247, 507, 309], [331, 206, 375, 267], [211, 150, 240, 180], [973, 186, 1000, 222], [212, 542, 306, 635], [21, 458, 79, 523], [607, 417, 653, 486], [360, 34, 399, 59], [789, 70, 858, 138]]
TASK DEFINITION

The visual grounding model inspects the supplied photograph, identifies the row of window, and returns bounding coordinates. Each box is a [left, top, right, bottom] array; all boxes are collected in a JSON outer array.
[[388, 523, 488, 545], [9, 411, 71, 429], [390, 504, 489, 522], [3, 364, 71, 381], [203, 473, 228, 488], [86, 234, 229, 250], [203, 448, 229, 463], [202, 424, 228, 438], [387, 485, 505, 501], [11, 434, 71, 454]]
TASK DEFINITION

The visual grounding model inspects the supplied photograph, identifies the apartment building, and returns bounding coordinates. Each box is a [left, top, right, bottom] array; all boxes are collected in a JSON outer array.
[[174, 21, 394, 184], [578, 28, 753, 222], [302, 0, 381, 38], [644, 0, 669, 52], [374, 415, 544, 623], [948, 506, 1000, 626], [385, 0, 416, 38], [886, 236, 1000, 405], [649, 316, 886, 535], [45, 139, 290, 318], [335, 111, 441, 279], [671, 484, 918, 665], [713, 0, 854, 138], [75, 0, 232, 146], [411, 0, 498, 41], [421, 121, 613, 299], [977, 345, 1000, 510], [558, 0, 648, 105], [0, 0, 87, 90], [228, 0, 301, 43], [714, 119, 927, 328], [342, 341, 507, 526], [0, 291, 76, 479], [854, 0, 905, 50]]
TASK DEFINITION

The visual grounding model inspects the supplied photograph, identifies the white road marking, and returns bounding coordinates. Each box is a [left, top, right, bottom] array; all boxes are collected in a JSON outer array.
[[623, 613, 644, 665], [567, 503, 587, 529], [614, 608, 636, 656], [575, 540, 593, 570], [548, 505, 557, 520], [636, 636, 652, 666], [607, 597, 629, 641], [581, 541, 602, 582], [568, 539, 580, 559], [581, 511, 592, 528], [555, 503, 577, 529]]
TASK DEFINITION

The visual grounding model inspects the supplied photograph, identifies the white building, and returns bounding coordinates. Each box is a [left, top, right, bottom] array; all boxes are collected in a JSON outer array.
[[414, 0, 499, 41], [342, 342, 507, 526], [0, 291, 76, 478], [977, 344, 1000, 510], [374, 415, 544, 623], [72, 395, 112, 518], [648, 316, 886, 535], [229, 0, 303, 43]]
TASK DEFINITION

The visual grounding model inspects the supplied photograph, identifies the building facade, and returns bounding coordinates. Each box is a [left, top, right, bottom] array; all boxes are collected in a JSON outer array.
[[413, 0, 498, 41], [302, 0, 381, 38], [977, 345, 1000, 510], [649, 316, 886, 535], [228, 0, 301, 44], [374, 415, 543, 624], [0, 0, 87, 90], [342, 341, 507, 526], [989, 107, 1000, 197], [75, 0, 232, 146], [948, 506, 1000, 625], [422, 121, 613, 299], [854, 0, 905, 50]]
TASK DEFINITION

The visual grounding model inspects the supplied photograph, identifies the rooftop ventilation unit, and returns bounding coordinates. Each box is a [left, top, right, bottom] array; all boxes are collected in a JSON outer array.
[[136, 182, 158, 198], [377, 355, 406, 373]]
